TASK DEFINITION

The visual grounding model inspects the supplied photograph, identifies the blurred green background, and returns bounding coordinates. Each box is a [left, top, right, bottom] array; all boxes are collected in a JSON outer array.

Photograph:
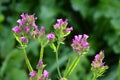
[[0, 0, 120, 80]]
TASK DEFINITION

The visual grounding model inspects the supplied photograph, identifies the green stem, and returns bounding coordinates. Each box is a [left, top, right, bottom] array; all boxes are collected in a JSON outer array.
[[65, 56, 80, 77], [38, 44, 44, 78], [92, 73, 97, 80], [22, 46, 33, 72], [38, 68, 43, 79], [39, 46, 44, 61], [55, 42, 62, 78]]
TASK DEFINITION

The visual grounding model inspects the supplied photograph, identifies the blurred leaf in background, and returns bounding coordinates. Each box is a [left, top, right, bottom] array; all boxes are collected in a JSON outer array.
[[0, 0, 120, 80]]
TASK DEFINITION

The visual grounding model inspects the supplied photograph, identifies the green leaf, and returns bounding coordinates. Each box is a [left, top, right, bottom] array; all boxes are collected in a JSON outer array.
[[111, 19, 120, 31], [27, 40, 39, 56], [0, 14, 5, 23], [70, 0, 90, 18], [4, 68, 27, 80]]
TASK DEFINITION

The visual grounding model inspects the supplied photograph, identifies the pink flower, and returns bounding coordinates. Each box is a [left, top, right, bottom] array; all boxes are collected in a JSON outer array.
[[12, 26, 21, 33], [42, 70, 49, 78], [20, 37, 28, 43], [57, 19, 63, 24], [47, 33, 55, 40], [66, 27, 73, 32], [29, 71, 37, 77], [91, 51, 107, 68], [95, 54, 101, 61], [24, 26, 30, 34], [36, 60, 43, 68], [21, 13, 27, 19], [17, 19, 24, 25], [40, 26, 45, 32], [54, 19, 68, 29], [71, 34, 89, 56]]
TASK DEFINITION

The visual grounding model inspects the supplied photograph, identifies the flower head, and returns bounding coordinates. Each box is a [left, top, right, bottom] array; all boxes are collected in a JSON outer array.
[[16, 13, 38, 31], [91, 50, 108, 78], [24, 26, 30, 34], [29, 71, 37, 77], [36, 60, 43, 69], [39, 70, 49, 80], [71, 34, 89, 56], [54, 19, 68, 29], [40, 26, 45, 32], [91, 51, 106, 68], [12, 26, 21, 33], [42, 70, 49, 78], [12, 13, 42, 42], [66, 27, 73, 32], [47, 33, 55, 41], [20, 37, 28, 43]]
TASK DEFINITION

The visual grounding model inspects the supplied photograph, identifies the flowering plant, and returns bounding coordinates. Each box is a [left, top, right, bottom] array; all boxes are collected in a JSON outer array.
[[12, 13, 108, 80]]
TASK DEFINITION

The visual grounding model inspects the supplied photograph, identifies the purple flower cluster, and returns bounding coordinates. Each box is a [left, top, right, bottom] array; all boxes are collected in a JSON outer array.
[[20, 37, 28, 43], [65, 27, 73, 32], [12, 13, 43, 43], [39, 70, 49, 80], [91, 51, 107, 68], [47, 33, 55, 41], [29, 70, 49, 80], [36, 60, 43, 69], [54, 19, 68, 29], [53, 19, 73, 41], [29, 71, 37, 77], [12, 26, 21, 33], [71, 34, 89, 56]]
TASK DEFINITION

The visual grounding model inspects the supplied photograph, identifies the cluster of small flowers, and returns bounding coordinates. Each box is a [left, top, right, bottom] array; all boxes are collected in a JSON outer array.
[[12, 13, 108, 80], [12, 13, 45, 43], [54, 19, 73, 42], [71, 34, 89, 56], [91, 51, 108, 77], [29, 61, 50, 80], [91, 51, 107, 68]]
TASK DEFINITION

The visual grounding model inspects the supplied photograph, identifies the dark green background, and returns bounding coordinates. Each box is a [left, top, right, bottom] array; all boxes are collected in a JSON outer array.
[[0, 0, 120, 80]]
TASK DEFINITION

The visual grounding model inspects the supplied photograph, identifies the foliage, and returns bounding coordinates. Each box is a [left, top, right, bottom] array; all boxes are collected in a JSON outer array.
[[0, 0, 120, 80]]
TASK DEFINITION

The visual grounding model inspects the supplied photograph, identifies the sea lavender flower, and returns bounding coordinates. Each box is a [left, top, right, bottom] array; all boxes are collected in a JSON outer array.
[[54, 19, 68, 29], [29, 71, 37, 77], [39, 26, 45, 37], [40, 26, 44, 32], [65, 27, 73, 32], [36, 60, 43, 69], [53, 19, 73, 42], [42, 70, 49, 78], [39, 70, 49, 80], [24, 26, 30, 34], [17, 13, 38, 31], [71, 34, 89, 56], [47, 33, 55, 41], [20, 37, 28, 43], [91, 50, 108, 78], [12, 26, 21, 33], [13, 13, 41, 42], [91, 51, 107, 68]]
